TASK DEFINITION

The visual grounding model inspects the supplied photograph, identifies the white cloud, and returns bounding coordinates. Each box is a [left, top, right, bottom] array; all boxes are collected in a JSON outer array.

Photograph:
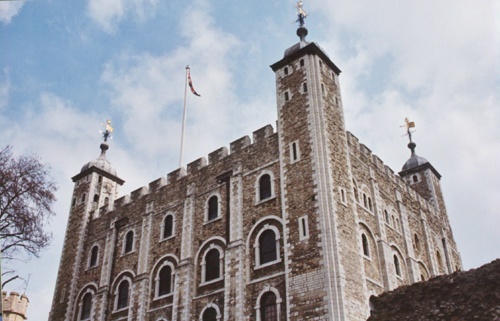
[[0, 1, 24, 24], [87, 0, 158, 33]]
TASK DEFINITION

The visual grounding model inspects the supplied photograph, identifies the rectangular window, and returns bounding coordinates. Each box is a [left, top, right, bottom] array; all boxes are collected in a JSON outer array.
[[299, 216, 309, 241], [289, 141, 300, 163]]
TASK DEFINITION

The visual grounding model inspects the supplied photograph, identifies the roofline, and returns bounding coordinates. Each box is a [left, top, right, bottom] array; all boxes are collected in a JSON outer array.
[[399, 162, 442, 180], [270, 42, 341, 75], [72, 166, 125, 185]]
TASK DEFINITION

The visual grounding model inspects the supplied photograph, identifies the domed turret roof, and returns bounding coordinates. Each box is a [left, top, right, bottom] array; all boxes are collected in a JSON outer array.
[[401, 142, 428, 171], [80, 143, 117, 177]]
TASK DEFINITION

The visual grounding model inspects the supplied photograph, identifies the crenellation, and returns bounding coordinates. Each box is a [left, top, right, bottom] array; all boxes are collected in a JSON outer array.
[[230, 135, 251, 154], [208, 146, 228, 164], [187, 157, 208, 174], [167, 167, 187, 183], [148, 177, 167, 191], [252, 124, 274, 143], [114, 194, 131, 208], [131, 186, 149, 200]]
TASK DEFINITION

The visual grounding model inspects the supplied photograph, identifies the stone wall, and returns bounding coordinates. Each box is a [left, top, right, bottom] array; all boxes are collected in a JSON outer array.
[[367, 259, 500, 321]]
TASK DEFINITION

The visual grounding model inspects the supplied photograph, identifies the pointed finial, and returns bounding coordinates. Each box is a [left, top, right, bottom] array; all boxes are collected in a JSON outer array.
[[100, 119, 114, 143]]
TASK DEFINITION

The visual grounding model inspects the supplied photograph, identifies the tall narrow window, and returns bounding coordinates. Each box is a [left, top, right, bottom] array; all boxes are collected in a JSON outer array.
[[205, 249, 220, 282], [261, 292, 278, 321], [117, 281, 129, 310], [412, 175, 418, 183], [89, 246, 98, 267], [163, 215, 173, 238], [414, 234, 420, 253], [80, 292, 92, 320], [299, 216, 309, 240], [284, 67, 288, 75], [321, 83, 325, 94], [81, 193, 86, 203], [202, 307, 218, 321], [290, 141, 300, 162], [284, 92, 289, 102], [368, 197, 373, 212], [208, 196, 219, 221], [394, 255, 401, 276], [124, 231, 134, 254], [384, 210, 389, 223], [340, 188, 346, 204], [363, 194, 368, 208], [362, 234, 370, 257], [259, 230, 277, 264], [302, 82, 308, 93], [72, 198, 76, 208], [158, 265, 173, 296], [259, 174, 272, 201], [299, 59, 304, 67]]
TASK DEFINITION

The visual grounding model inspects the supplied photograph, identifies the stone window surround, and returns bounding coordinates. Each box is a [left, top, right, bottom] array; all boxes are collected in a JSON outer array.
[[298, 215, 309, 241], [204, 192, 222, 223], [160, 212, 175, 242], [112, 275, 133, 313], [154, 260, 176, 300], [200, 243, 225, 285], [289, 140, 301, 164], [254, 224, 281, 269], [255, 170, 276, 205], [121, 229, 136, 256], [254, 286, 282, 321], [87, 244, 100, 269], [76, 286, 96, 321], [199, 303, 222, 321]]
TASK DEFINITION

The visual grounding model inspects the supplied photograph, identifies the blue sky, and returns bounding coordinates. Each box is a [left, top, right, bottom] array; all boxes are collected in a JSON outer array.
[[1, 0, 499, 318]]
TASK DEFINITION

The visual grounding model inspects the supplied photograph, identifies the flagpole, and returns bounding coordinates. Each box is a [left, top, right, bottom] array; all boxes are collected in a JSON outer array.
[[179, 66, 189, 168]]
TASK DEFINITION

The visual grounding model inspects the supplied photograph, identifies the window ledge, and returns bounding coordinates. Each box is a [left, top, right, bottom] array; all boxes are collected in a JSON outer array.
[[203, 216, 222, 225], [255, 195, 276, 206], [153, 293, 174, 301], [121, 250, 136, 257], [112, 307, 129, 314], [200, 277, 223, 286], [255, 259, 281, 270], [159, 235, 175, 243]]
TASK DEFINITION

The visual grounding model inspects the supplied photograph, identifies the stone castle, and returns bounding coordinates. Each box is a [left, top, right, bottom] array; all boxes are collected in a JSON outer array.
[[49, 15, 461, 321]]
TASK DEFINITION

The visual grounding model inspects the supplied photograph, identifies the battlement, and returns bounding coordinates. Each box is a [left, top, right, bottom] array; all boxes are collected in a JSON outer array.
[[2, 291, 29, 320], [100, 124, 277, 214], [346, 131, 438, 212]]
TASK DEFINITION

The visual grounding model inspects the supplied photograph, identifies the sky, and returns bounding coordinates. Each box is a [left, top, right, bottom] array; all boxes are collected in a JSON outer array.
[[1, 0, 498, 319]]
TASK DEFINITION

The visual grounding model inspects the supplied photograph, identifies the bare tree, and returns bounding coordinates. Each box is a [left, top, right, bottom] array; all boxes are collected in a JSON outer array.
[[0, 146, 57, 287]]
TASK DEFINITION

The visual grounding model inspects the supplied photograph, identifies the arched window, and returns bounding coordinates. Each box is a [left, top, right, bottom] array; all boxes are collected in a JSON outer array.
[[259, 174, 272, 201], [412, 175, 418, 183], [299, 59, 304, 67], [361, 234, 370, 257], [80, 292, 92, 320], [260, 292, 278, 321], [353, 180, 359, 202], [394, 255, 401, 277], [124, 231, 134, 254], [205, 249, 221, 282], [158, 265, 173, 296], [208, 196, 219, 221], [384, 210, 389, 223], [284, 67, 288, 75], [436, 250, 443, 271], [81, 193, 86, 203], [116, 280, 129, 310], [89, 246, 98, 267], [414, 234, 420, 253], [368, 197, 373, 212], [202, 307, 218, 321], [163, 215, 173, 239], [259, 230, 277, 265], [302, 82, 308, 93], [363, 193, 368, 208]]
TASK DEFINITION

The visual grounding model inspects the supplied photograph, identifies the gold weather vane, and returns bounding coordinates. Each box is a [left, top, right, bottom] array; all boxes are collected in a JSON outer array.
[[100, 119, 114, 142], [294, 1, 308, 27], [401, 118, 416, 143]]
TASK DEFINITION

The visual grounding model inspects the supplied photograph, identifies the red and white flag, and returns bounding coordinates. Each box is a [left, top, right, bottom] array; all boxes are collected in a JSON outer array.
[[187, 67, 201, 97]]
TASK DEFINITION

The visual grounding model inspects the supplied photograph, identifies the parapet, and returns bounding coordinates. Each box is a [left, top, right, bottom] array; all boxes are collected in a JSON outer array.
[[230, 136, 251, 154], [253, 124, 274, 143], [2, 291, 29, 319]]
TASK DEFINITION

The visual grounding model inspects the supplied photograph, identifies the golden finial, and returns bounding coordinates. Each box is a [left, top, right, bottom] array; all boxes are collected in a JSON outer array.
[[100, 119, 114, 142]]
